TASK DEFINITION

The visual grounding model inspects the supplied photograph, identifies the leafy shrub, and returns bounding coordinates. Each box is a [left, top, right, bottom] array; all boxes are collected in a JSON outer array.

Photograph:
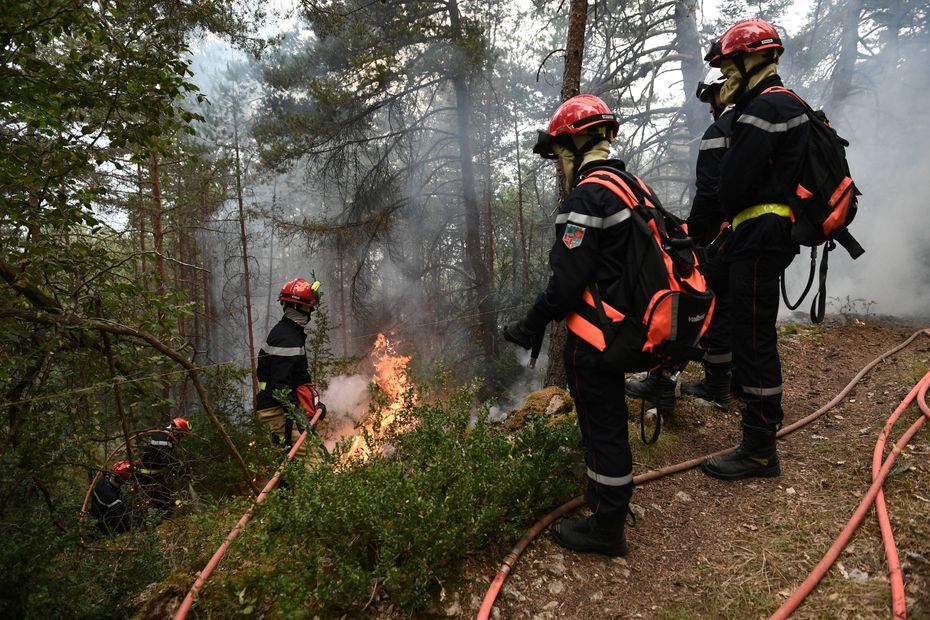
[[205, 386, 580, 616]]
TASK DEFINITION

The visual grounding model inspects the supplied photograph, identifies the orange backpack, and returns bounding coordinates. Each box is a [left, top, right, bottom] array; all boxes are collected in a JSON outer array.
[[566, 166, 715, 371]]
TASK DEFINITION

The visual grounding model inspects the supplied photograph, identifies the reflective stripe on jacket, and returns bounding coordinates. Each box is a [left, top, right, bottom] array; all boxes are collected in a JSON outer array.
[[687, 108, 735, 246], [720, 75, 810, 222], [523, 159, 635, 336], [255, 316, 311, 411]]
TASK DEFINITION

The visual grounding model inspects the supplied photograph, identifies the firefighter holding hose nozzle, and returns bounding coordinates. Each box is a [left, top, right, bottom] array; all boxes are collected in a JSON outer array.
[[255, 278, 328, 463]]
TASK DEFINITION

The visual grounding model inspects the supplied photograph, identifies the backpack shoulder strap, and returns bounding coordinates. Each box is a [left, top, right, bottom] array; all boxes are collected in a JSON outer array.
[[761, 85, 818, 120], [577, 166, 642, 209]]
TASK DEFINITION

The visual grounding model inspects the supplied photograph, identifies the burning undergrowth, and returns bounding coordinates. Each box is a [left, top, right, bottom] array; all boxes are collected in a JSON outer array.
[[320, 332, 418, 462]]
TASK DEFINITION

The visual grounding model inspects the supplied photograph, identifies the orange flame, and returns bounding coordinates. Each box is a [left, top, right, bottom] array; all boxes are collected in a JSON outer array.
[[345, 333, 415, 461]]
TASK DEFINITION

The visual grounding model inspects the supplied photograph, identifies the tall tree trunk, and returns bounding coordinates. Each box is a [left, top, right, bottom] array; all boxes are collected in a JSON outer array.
[[514, 113, 529, 292], [264, 180, 277, 336], [544, 0, 588, 389], [233, 109, 259, 396], [136, 164, 148, 292], [149, 153, 172, 414], [149, 153, 166, 294], [674, 0, 706, 172], [337, 234, 349, 357], [449, 0, 498, 361], [827, 0, 863, 109]]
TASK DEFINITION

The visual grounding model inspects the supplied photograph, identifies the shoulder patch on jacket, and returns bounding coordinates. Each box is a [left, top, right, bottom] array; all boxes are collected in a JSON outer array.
[[562, 223, 586, 249]]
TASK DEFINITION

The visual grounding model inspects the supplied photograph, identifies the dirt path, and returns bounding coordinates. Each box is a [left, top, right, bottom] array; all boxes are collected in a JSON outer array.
[[458, 320, 930, 619]]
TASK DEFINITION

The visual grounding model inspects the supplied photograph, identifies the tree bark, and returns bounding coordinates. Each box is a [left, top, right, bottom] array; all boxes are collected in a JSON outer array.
[[449, 0, 498, 361], [264, 180, 277, 336], [827, 0, 863, 109], [233, 107, 259, 396], [137, 163, 148, 292], [674, 0, 706, 171], [149, 153, 166, 294], [514, 112, 529, 291], [545, 0, 588, 389]]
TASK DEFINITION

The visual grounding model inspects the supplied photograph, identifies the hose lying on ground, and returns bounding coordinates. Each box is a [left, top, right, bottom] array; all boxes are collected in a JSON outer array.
[[772, 365, 930, 619], [478, 328, 930, 620], [173, 409, 324, 620]]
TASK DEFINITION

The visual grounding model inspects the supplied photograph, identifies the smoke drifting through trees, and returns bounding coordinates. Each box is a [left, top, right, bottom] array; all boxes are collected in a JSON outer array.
[[187, 1, 929, 408]]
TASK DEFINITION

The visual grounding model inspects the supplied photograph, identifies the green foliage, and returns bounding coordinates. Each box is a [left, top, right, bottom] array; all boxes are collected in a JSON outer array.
[[305, 300, 354, 390], [200, 387, 579, 615]]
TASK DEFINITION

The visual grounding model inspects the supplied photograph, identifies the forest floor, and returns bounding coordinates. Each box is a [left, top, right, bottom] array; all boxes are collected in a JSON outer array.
[[446, 318, 930, 619]]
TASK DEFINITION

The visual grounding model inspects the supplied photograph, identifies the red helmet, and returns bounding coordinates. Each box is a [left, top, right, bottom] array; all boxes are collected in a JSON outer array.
[[533, 94, 619, 159], [171, 417, 192, 435], [278, 278, 321, 309], [111, 460, 133, 481], [705, 19, 784, 67]]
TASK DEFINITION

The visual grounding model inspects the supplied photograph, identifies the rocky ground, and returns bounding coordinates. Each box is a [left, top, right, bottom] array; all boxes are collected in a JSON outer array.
[[451, 319, 930, 619]]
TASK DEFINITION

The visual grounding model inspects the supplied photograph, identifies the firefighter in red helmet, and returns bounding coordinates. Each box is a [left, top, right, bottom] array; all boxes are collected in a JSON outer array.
[[698, 19, 805, 480], [137, 417, 191, 515], [504, 94, 657, 557], [89, 460, 135, 534], [255, 278, 327, 461]]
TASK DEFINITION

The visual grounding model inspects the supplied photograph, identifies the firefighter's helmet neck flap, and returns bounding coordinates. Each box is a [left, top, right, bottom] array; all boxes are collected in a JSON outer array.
[[719, 50, 779, 106], [553, 128, 613, 192]]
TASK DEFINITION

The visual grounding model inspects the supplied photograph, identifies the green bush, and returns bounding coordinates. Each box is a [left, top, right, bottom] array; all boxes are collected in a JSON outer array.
[[205, 386, 580, 616]]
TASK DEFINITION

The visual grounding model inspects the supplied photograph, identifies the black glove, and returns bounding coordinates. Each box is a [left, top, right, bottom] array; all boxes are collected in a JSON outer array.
[[503, 319, 537, 350], [317, 402, 327, 421]]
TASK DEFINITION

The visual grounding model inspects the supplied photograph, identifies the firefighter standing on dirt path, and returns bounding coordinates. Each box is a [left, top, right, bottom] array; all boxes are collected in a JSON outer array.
[[626, 67, 736, 411], [137, 417, 191, 514], [89, 459, 135, 534], [699, 19, 805, 480], [255, 278, 327, 462], [503, 94, 659, 557]]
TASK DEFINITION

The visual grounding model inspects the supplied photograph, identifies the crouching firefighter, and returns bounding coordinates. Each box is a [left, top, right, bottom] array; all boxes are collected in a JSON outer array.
[[255, 278, 328, 463], [504, 95, 713, 557], [137, 417, 191, 514], [89, 460, 135, 535]]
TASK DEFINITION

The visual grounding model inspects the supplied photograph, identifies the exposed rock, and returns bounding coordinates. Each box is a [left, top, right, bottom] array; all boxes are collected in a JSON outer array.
[[547, 580, 564, 595], [675, 491, 692, 503], [503, 387, 574, 431], [548, 560, 566, 577]]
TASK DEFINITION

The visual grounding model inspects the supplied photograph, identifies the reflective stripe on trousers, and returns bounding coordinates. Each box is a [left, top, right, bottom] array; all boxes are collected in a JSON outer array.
[[564, 332, 633, 523]]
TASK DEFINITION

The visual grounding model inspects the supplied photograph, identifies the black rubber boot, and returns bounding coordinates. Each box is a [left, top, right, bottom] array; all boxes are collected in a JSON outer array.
[[550, 515, 627, 557], [680, 362, 733, 406], [701, 424, 780, 480], [625, 371, 676, 415]]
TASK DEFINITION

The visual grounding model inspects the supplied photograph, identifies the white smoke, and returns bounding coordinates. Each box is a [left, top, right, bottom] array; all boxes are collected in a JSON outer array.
[[487, 335, 551, 423], [322, 374, 370, 423], [320, 373, 371, 451], [782, 39, 930, 319]]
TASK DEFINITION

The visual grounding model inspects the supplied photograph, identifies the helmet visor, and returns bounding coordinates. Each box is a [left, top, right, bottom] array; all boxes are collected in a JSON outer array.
[[532, 130, 559, 159]]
